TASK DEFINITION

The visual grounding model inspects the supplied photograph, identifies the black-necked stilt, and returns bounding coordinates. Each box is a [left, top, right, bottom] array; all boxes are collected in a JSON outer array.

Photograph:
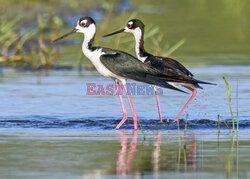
[[103, 19, 215, 123], [53, 17, 186, 130]]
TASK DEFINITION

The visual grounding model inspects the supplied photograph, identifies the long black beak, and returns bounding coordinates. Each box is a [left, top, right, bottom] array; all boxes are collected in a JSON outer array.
[[53, 29, 77, 43], [103, 29, 125, 38]]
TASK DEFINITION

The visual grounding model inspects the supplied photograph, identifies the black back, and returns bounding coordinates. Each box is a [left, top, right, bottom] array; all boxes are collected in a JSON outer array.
[[99, 49, 187, 93], [144, 55, 194, 80]]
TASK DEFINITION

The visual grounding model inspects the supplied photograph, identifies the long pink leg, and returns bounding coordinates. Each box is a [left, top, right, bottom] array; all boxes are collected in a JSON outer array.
[[173, 86, 197, 122], [115, 80, 128, 129], [123, 83, 137, 130], [154, 86, 163, 123]]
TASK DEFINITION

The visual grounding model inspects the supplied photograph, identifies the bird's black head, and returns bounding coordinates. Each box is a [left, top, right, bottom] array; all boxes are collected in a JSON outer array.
[[53, 16, 96, 43], [78, 16, 96, 28], [126, 19, 144, 31], [103, 19, 145, 38]]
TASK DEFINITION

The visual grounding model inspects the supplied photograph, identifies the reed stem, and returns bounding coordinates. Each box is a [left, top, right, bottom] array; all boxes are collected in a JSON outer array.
[[237, 79, 239, 132], [223, 77, 235, 132]]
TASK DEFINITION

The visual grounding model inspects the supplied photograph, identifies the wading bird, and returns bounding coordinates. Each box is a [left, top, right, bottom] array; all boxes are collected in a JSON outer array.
[[103, 19, 215, 122], [53, 17, 186, 130]]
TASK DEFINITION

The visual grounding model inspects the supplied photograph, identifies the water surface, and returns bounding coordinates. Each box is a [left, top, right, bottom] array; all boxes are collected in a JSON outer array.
[[0, 65, 250, 178]]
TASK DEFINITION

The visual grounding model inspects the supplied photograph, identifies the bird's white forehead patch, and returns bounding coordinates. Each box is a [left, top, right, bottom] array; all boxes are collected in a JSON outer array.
[[81, 19, 87, 24], [128, 21, 133, 25]]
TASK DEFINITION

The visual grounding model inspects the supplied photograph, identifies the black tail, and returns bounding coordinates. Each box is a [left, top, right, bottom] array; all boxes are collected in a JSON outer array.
[[137, 75, 189, 94], [159, 81, 188, 94], [194, 79, 216, 85], [148, 76, 189, 94], [192, 79, 216, 89]]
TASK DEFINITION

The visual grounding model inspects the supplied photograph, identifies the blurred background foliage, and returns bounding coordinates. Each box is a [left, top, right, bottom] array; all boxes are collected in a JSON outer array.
[[0, 0, 249, 70]]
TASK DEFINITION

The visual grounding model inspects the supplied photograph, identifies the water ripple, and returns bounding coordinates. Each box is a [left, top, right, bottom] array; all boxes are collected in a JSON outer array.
[[0, 115, 249, 130]]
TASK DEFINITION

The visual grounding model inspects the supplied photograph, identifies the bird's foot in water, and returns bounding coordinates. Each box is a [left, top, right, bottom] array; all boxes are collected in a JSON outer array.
[[133, 115, 137, 130], [115, 114, 128, 130]]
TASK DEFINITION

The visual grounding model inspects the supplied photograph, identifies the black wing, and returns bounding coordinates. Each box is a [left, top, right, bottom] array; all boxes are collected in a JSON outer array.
[[100, 50, 187, 93], [144, 55, 215, 86], [145, 55, 193, 77]]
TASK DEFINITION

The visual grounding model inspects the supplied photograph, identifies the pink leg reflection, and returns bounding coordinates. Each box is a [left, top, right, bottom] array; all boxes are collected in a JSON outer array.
[[116, 130, 138, 175], [126, 130, 137, 173], [153, 131, 161, 178], [187, 133, 197, 173], [116, 130, 127, 175]]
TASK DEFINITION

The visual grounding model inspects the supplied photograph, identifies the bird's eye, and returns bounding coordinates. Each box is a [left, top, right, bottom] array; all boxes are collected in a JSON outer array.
[[81, 22, 86, 27], [128, 24, 132, 29]]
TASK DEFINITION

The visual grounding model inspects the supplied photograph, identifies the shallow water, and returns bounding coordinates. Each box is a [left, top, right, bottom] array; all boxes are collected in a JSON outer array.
[[0, 65, 249, 124], [1, 129, 250, 179], [0, 65, 250, 178]]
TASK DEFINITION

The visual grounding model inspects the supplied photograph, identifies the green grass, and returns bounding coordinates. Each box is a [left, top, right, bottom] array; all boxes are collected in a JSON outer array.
[[2, 0, 250, 70], [218, 77, 239, 133], [218, 114, 229, 129], [223, 76, 235, 133]]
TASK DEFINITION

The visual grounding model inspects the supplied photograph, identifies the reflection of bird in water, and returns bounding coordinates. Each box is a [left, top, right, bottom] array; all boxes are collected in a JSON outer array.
[[187, 133, 197, 173], [116, 130, 137, 175], [116, 130, 163, 176], [153, 131, 161, 179], [182, 132, 197, 173]]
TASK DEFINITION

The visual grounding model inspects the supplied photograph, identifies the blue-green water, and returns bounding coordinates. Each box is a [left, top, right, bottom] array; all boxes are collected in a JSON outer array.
[[0, 65, 249, 178], [0, 129, 249, 179]]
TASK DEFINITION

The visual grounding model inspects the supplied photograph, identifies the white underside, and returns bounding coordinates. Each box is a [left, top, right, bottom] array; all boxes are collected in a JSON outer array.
[[82, 47, 126, 82], [137, 53, 147, 62], [168, 82, 194, 88]]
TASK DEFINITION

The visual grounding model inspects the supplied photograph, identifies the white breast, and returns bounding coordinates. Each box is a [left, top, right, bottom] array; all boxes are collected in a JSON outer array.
[[82, 47, 125, 80], [136, 52, 147, 62]]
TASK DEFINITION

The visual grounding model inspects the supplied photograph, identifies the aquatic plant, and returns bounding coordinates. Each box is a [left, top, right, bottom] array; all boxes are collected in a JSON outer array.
[[236, 79, 239, 132], [218, 77, 239, 133], [236, 131, 239, 178], [218, 78, 240, 178], [218, 115, 220, 134], [176, 119, 181, 172], [218, 77, 239, 134], [225, 134, 235, 179], [137, 120, 145, 140], [223, 77, 235, 132], [183, 119, 188, 173], [218, 114, 229, 132]]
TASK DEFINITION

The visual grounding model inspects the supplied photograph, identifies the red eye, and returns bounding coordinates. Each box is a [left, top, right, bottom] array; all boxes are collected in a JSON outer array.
[[128, 24, 132, 28], [81, 22, 86, 27]]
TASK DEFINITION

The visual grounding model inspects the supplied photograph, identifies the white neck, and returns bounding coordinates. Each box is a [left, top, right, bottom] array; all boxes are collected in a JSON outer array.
[[133, 28, 146, 62], [82, 24, 96, 52], [78, 23, 125, 81]]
